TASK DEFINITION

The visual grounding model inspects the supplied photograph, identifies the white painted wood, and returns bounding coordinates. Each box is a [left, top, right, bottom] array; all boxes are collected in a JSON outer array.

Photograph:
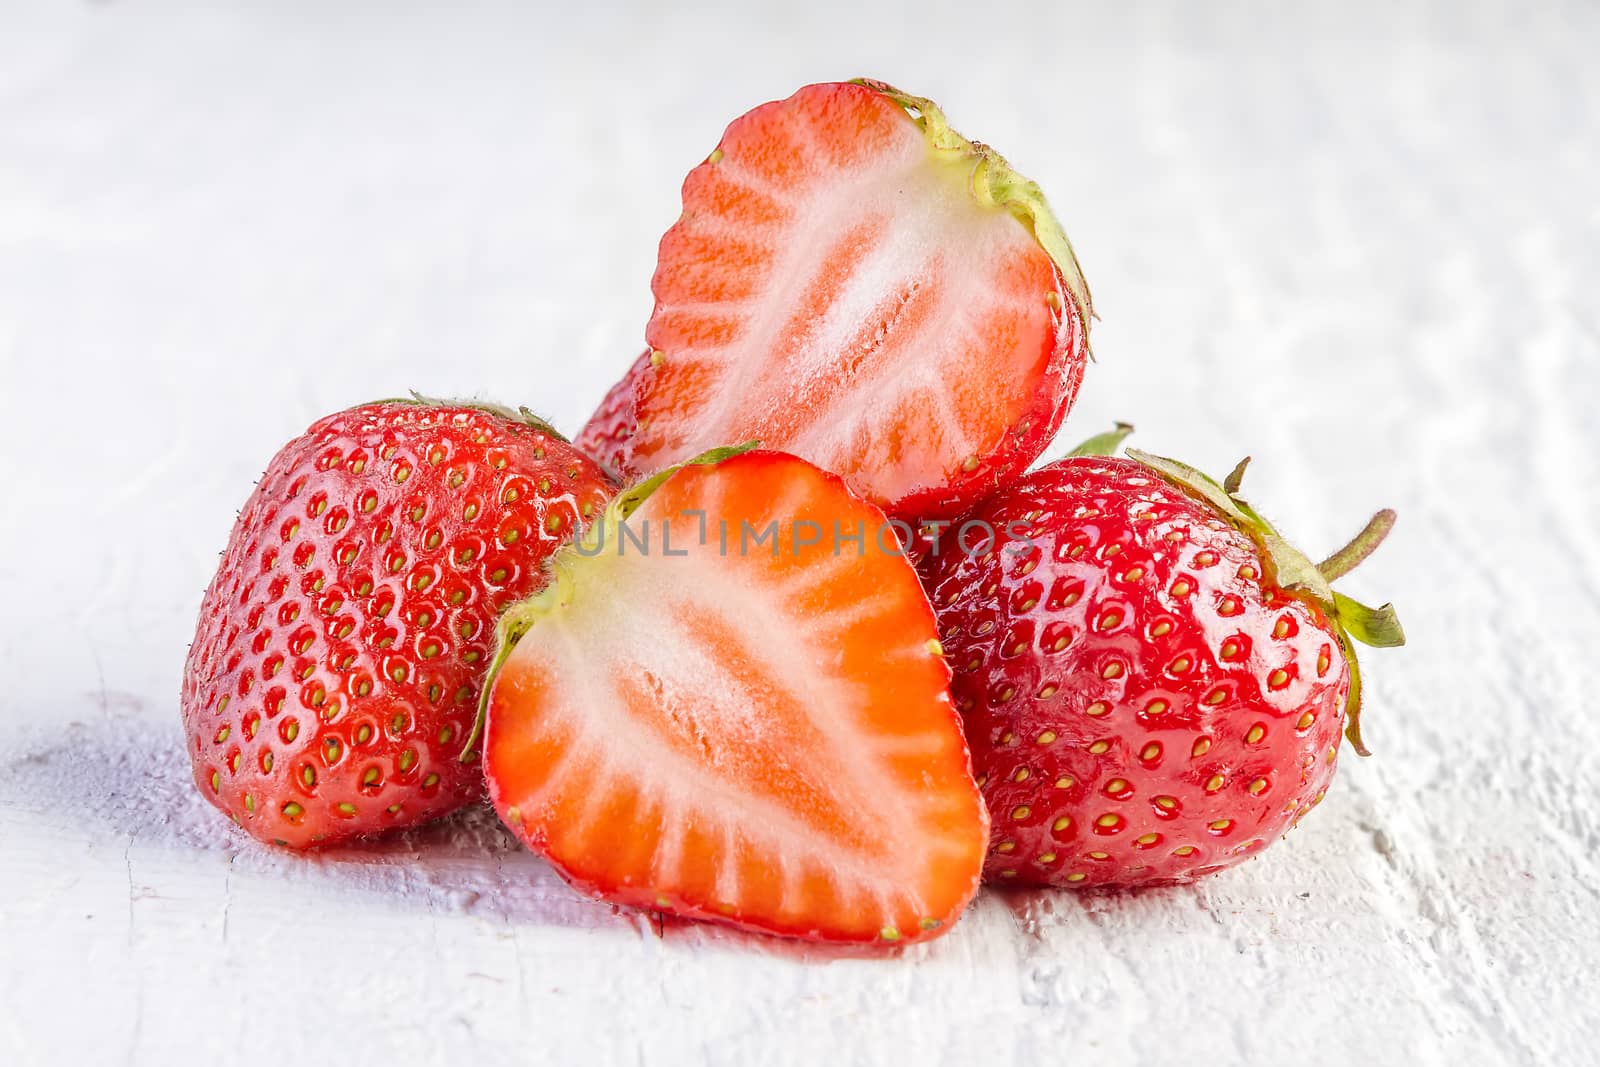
[[2, 2, 1596, 1063]]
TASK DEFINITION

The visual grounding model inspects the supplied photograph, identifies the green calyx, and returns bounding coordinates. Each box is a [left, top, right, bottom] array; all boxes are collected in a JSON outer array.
[[365, 391, 569, 444], [603, 441, 759, 530], [1065, 422, 1135, 458], [855, 78, 1094, 350], [457, 441, 761, 761], [1125, 449, 1405, 757]]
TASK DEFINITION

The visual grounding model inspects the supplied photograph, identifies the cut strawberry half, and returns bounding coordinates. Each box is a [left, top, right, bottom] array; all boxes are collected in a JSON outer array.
[[478, 448, 989, 944], [626, 79, 1091, 521]]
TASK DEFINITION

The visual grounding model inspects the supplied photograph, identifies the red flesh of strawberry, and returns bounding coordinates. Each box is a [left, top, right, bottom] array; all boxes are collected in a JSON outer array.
[[182, 402, 616, 848], [483, 450, 989, 943]]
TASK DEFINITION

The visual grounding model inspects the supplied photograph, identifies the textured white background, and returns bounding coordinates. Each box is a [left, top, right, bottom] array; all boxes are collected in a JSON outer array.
[[2, 1, 1597, 1064]]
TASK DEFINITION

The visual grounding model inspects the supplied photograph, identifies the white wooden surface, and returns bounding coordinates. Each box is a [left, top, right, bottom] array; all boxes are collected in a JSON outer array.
[[3, 2, 1597, 1063]]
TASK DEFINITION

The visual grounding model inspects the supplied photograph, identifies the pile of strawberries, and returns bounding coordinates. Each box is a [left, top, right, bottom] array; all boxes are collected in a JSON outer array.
[[182, 80, 1404, 946]]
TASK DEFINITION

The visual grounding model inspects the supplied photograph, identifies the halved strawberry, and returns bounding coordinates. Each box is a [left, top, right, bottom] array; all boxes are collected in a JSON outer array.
[[624, 80, 1091, 521], [478, 448, 989, 944]]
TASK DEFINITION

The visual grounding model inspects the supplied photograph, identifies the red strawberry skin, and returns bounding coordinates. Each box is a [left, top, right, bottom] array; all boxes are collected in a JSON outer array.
[[574, 349, 649, 478], [181, 402, 615, 848], [628, 80, 1091, 522], [924, 457, 1350, 886]]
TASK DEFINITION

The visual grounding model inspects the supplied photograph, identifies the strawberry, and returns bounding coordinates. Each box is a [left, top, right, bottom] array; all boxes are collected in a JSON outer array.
[[573, 349, 649, 478], [181, 400, 616, 848], [477, 447, 989, 944], [610, 79, 1091, 521], [923, 431, 1404, 886]]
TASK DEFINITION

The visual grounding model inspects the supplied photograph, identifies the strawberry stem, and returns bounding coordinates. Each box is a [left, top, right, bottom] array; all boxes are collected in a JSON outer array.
[[1317, 509, 1397, 581]]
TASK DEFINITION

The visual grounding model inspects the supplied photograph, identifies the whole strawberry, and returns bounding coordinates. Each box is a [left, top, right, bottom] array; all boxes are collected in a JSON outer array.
[[182, 400, 615, 848], [923, 433, 1404, 886]]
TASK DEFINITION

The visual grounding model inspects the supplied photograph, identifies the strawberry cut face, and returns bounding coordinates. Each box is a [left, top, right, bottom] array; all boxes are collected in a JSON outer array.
[[483, 450, 989, 944], [631, 81, 1089, 521]]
